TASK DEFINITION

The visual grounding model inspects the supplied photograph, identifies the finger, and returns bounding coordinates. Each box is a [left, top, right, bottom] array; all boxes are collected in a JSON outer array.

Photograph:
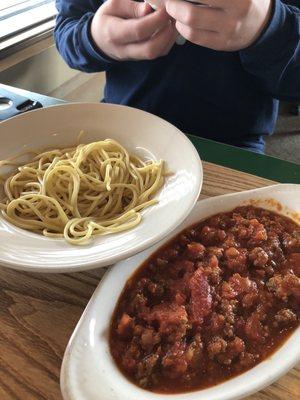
[[160, 30, 178, 56], [175, 21, 220, 48], [123, 21, 177, 60], [108, 8, 172, 45], [103, 0, 153, 19], [166, 0, 224, 30]]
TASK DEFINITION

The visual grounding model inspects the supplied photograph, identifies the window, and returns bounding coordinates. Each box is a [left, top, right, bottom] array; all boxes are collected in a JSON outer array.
[[0, 0, 57, 55]]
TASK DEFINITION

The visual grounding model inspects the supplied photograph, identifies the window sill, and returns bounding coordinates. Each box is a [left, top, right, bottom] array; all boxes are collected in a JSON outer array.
[[0, 31, 54, 73]]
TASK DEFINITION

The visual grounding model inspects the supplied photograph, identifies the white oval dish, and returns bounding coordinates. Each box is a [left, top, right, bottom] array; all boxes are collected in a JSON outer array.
[[61, 184, 300, 400], [0, 103, 202, 272]]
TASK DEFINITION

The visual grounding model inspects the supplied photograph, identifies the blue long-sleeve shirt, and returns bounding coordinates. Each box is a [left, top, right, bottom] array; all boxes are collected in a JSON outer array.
[[54, 0, 300, 153]]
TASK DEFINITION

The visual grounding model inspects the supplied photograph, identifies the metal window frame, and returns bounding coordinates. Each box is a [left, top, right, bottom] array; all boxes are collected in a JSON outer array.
[[0, 0, 56, 58]]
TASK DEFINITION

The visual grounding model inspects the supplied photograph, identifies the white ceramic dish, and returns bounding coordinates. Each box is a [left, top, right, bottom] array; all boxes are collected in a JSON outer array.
[[61, 184, 300, 400], [0, 103, 202, 272]]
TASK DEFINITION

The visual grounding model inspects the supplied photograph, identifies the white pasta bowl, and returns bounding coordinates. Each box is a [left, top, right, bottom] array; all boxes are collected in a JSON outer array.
[[60, 184, 300, 400], [0, 103, 202, 272]]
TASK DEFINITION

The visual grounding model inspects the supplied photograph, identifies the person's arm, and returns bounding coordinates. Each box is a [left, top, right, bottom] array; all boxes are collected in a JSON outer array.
[[166, 0, 300, 102], [240, 0, 300, 102], [54, 0, 176, 73], [54, 0, 110, 72]]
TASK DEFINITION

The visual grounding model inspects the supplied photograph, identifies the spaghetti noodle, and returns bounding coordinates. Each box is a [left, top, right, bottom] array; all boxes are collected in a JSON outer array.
[[0, 139, 165, 245]]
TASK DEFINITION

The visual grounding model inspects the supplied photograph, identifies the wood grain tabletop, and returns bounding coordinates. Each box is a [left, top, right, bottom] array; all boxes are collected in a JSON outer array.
[[0, 161, 299, 400]]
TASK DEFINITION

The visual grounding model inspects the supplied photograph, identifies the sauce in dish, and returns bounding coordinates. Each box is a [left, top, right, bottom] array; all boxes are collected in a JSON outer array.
[[109, 206, 300, 393]]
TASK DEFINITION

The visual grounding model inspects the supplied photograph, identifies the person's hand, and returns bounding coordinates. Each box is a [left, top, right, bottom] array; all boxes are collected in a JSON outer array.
[[91, 0, 177, 61], [165, 0, 272, 51]]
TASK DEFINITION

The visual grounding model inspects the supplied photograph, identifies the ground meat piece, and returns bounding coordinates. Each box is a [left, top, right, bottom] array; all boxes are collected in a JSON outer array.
[[217, 337, 245, 365], [228, 337, 245, 355], [255, 302, 270, 321], [146, 303, 188, 340], [225, 247, 240, 258], [189, 268, 212, 323], [207, 336, 227, 359], [221, 282, 236, 300], [199, 226, 226, 246], [223, 233, 237, 248], [239, 352, 257, 368], [242, 292, 259, 308], [185, 334, 203, 367], [202, 255, 222, 284], [267, 231, 281, 247], [267, 274, 300, 300], [274, 309, 297, 326], [186, 242, 205, 260], [147, 282, 165, 297], [207, 246, 224, 259], [218, 299, 238, 338], [208, 255, 219, 269], [249, 247, 269, 267], [282, 232, 300, 253], [234, 218, 267, 245], [248, 220, 268, 245], [245, 313, 266, 342], [272, 246, 286, 266], [117, 314, 134, 338], [218, 229, 227, 242], [209, 312, 225, 333], [231, 274, 257, 294], [136, 354, 159, 381], [169, 259, 194, 279], [173, 271, 193, 296], [221, 273, 257, 300], [255, 269, 266, 278], [162, 343, 188, 378], [265, 265, 275, 277], [136, 277, 150, 290], [257, 292, 275, 314], [133, 325, 143, 336], [224, 248, 248, 273], [131, 293, 148, 315], [223, 325, 234, 338], [220, 299, 237, 324], [140, 328, 161, 352], [235, 317, 246, 336], [122, 342, 141, 371]]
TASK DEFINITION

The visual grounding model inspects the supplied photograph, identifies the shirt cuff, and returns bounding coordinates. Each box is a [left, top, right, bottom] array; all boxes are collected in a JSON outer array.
[[240, 0, 293, 67], [82, 13, 118, 66]]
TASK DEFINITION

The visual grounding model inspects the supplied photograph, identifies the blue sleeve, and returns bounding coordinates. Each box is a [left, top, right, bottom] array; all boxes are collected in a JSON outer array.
[[54, 0, 117, 72], [240, 0, 300, 102]]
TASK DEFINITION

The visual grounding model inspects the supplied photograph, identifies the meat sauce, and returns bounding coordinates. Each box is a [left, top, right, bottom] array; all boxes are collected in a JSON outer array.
[[109, 206, 300, 393]]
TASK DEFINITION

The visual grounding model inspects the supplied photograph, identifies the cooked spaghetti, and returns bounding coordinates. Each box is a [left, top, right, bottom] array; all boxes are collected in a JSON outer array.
[[0, 139, 165, 245]]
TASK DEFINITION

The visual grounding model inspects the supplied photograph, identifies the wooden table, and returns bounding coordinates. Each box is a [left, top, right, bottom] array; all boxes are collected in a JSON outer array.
[[0, 162, 298, 400], [0, 85, 299, 399]]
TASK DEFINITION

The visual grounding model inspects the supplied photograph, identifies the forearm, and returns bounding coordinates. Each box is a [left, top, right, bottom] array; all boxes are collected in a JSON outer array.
[[54, 0, 115, 73], [240, 0, 300, 101]]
